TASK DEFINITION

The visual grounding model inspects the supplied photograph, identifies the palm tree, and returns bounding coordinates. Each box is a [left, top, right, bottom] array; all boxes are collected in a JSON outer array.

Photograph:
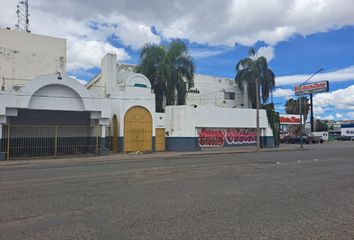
[[136, 45, 166, 112], [234, 48, 275, 108], [285, 97, 310, 119], [235, 48, 275, 150], [136, 40, 195, 112], [285, 97, 310, 136]]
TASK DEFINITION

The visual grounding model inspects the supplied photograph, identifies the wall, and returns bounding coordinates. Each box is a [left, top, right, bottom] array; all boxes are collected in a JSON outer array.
[[165, 105, 274, 151], [0, 29, 66, 90], [0, 74, 107, 125], [185, 74, 250, 108], [155, 113, 165, 129]]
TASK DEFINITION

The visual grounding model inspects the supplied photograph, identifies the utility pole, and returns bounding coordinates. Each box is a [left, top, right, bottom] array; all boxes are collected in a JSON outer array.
[[299, 93, 303, 148], [310, 93, 314, 132], [16, 0, 30, 32], [256, 78, 260, 151]]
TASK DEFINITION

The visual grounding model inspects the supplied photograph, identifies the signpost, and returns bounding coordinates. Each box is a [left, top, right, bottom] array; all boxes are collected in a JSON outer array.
[[295, 80, 329, 133]]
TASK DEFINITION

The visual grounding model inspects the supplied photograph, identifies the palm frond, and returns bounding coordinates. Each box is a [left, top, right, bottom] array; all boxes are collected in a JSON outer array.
[[235, 57, 253, 71]]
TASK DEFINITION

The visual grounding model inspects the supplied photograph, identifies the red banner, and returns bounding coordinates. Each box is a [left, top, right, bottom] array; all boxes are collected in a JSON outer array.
[[197, 128, 256, 147], [279, 114, 301, 125]]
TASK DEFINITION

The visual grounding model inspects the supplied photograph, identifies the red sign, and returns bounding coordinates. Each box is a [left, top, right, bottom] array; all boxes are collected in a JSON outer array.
[[279, 114, 301, 125], [197, 128, 256, 147], [295, 81, 329, 95]]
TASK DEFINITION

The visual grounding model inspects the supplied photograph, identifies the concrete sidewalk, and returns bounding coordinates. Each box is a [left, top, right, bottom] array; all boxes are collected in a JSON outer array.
[[0, 144, 305, 167]]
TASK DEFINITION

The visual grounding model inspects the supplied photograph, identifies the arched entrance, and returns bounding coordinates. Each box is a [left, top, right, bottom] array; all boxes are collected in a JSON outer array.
[[112, 115, 119, 153], [124, 106, 152, 153]]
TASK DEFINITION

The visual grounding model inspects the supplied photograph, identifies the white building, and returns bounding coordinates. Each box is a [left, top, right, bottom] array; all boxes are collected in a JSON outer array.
[[0, 28, 66, 91], [185, 74, 251, 108], [0, 29, 275, 160]]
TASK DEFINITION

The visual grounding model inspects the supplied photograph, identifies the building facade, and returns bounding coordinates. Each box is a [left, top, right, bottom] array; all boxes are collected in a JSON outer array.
[[0, 29, 275, 160]]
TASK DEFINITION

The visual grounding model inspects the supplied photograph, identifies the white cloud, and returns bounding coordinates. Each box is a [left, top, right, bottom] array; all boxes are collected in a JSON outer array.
[[103, 15, 161, 50], [257, 46, 275, 61], [313, 106, 326, 115], [189, 47, 231, 59], [336, 113, 343, 119], [276, 66, 354, 87], [273, 88, 293, 99], [347, 112, 354, 118], [321, 114, 335, 120], [314, 85, 354, 111], [66, 37, 130, 70], [2, 0, 354, 49]]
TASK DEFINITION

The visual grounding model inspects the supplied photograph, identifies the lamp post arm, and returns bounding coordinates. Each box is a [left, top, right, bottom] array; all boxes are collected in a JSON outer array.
[[301, 68, 324, 86]]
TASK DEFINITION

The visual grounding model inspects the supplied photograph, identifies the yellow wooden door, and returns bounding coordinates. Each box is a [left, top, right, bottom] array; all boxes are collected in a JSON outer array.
[[155, 128, 165, 152], [112, 115, 119, 152], [124, 106, 152, 153]]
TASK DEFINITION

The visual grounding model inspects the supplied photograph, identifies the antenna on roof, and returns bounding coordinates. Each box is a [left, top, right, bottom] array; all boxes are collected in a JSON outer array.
[[15, 0, 30, 32]]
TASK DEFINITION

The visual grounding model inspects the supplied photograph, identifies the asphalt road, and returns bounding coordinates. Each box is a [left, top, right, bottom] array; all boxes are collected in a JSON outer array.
[[1, 142, 354, 240]]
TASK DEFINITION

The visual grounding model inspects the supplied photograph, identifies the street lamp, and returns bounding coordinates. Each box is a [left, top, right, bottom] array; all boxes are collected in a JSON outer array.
[[299, 68, 324, 148]]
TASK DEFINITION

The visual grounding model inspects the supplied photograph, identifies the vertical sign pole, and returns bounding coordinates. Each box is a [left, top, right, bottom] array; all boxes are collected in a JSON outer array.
[[299, 93, 303, 149], [310, 93, 314, 132]]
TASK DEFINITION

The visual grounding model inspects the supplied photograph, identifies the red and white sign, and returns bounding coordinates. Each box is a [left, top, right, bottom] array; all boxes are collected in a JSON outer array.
[[197, 128, 256, 147], [295, 81, 329, 96], [279, 114, 302, 125]]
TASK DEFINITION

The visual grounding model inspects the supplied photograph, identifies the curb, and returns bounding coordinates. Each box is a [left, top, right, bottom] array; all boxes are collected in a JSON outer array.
[[0, 147, 304, 168], [179, 147, 304, 157]]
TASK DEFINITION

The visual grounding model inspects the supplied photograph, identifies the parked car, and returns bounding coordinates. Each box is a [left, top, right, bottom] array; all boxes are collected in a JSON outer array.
[[281, 135, 310, 144], [306, 134, 324, 144]]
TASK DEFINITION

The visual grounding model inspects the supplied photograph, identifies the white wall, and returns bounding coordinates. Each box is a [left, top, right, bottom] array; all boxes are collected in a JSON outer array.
[[0, 74, 107, 125], [0, 29, 66, 90], [185, 74, 250, 108], [165, 105, 273, 137], [155, 113, 165, 128]]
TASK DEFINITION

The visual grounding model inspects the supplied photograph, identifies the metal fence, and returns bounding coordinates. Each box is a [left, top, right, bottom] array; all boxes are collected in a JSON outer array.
[[1, 125, 101, 159]]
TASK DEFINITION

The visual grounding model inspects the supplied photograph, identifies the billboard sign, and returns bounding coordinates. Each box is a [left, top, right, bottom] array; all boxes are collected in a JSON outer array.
[[279, 114, 302, 125], [341, 124, 354, 137], [295, 81, 329, 96]]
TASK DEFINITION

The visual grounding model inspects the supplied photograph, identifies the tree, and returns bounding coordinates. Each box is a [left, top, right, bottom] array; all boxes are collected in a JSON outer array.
[[285, 97, 310, 136], [315, 119, 329, 132], [235, 48, 275, 150], [234, 48, 275, 108], [136, 40, 195, 112]]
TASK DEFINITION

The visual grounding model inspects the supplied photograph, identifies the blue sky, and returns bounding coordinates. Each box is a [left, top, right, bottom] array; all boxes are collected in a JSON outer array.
[[1, 0, 354, 120]]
